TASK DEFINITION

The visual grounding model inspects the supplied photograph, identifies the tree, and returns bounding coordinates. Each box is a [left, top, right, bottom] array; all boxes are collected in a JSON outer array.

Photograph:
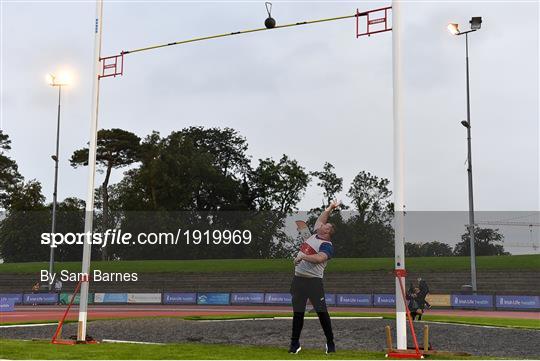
[[454, 227, 509, 256], [347, 171, 393, 225], [70, 128, 141, 259], [311, 162, 343, 206], [108, 128, 310, 260], [0, 131, 22, 208], [249, 155, 310, 216], [0, 180, 49, 262], [405, 241, 453, 257]]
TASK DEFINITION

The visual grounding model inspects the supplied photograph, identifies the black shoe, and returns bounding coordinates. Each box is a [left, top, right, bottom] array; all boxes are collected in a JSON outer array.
[[288, 340, 301, 354], [326, 340, 336, 354]]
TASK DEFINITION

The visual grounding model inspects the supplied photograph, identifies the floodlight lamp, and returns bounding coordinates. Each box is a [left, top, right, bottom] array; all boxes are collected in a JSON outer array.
[[470, 17, 482, 30], [447, 23, 460, 35]]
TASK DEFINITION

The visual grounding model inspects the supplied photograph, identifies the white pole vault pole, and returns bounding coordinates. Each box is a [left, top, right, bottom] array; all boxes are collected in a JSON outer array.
[[77, 0, 103, 342], [392, 0, 407, 350]]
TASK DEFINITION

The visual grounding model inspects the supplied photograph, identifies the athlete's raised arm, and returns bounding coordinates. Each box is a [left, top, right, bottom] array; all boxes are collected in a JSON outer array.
[[314, 200, 340, 230]]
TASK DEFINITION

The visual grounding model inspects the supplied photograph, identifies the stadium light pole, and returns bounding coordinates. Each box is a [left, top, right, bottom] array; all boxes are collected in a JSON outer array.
[[448, 17, 482, 293], [46, 73, 69, 291]]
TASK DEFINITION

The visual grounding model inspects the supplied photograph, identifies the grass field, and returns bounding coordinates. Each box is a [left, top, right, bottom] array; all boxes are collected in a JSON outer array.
[[0, 339, 486, 360], [0, 254, 538, 274]]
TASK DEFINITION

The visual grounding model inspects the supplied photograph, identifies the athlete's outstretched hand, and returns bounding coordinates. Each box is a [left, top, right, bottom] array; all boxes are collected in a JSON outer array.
[[327, 200, 341, 211]]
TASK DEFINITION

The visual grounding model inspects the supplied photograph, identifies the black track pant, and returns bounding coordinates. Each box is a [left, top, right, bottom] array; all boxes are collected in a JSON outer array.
[[290, 275, 334, 343]]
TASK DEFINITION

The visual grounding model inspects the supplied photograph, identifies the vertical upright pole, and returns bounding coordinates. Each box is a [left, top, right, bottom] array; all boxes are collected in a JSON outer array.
[[48, 85, 62, 291], [392, 0, 407, 350], [77, 0, 103, 342], [465, 32, 477, 293]]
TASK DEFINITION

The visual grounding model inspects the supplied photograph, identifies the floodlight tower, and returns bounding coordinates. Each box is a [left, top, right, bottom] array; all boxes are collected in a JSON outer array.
[[448, 16, 483, 293], [46, 72, 70, 291]]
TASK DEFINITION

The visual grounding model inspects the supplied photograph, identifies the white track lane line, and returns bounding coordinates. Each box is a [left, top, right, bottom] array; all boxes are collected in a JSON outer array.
[[193, 318, 275, 322], [0, 322, 58, 328], [419, 320, 540, 330], [102, 339, 164, 345], [274, 316, 383, 320]]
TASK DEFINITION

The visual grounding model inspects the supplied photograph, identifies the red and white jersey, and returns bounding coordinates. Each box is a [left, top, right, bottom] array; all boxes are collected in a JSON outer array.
[[295, 234, 334, 278]]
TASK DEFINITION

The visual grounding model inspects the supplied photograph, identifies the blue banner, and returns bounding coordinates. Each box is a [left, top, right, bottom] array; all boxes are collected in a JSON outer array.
[[337, 294, 372, 306], [373, 294, 395, 307], [163, 292, 197, 304], [451, 294, 493, 308], [23, 293, 58, 305], [0, 299, 14, 312], [325, 293, 336, 306], [264, 293, 292, 305], [94, 293, 128, 303], [230, 293, 265, 304], [0, 293, 23, 304], [197, 293, 230, 305], [496, 295, 540, 309]]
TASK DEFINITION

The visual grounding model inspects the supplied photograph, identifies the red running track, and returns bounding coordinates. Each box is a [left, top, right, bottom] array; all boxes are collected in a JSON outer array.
[[1, 305, 538, 324]]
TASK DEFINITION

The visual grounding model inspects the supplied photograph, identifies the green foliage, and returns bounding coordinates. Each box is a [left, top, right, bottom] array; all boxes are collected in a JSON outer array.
[[347, 171, 393, 225], [0, 180, 49, 262], [70, 128, 141, 260], [302, 166, 395, 258], [406, 241, 453, 257], [250, 155, 310, 216], [311, 162, 343, 205], [0, 255, 538, 274], [69, 128, 141, 171], [0, 131, 23, 208], [102, 128, 310, 260], [454, 227, 509, 256]]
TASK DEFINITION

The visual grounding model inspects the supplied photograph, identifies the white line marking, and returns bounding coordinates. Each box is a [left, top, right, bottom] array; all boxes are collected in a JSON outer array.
[[0, 322, 58, 328], [102, 339, 164, 345], [274, 316, 383, 320], [420, 320, 540, 330], [193, 318, 275, 322]]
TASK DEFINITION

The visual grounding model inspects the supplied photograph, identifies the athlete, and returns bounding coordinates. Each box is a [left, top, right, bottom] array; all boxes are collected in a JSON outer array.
[[288, 200, 339, 354]]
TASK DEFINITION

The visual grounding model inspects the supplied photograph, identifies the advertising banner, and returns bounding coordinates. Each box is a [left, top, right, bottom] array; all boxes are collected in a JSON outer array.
[[230, 293, 265, 304], [0, 299, 14, 312], [127, 293, 162, 304], [197, 293, 230, 305], [94, 293, 128, 303], [264, 293, 292, 305], [336, 294, 372, 306], [163, 292, 197, 304], [325, 293, 336, 306], [23, 293, 58, 305], [496, 295, 540, 309], [451, 294, 493, 308], [373, 294, 395, 307], [425, 294, 451, 307], [59, 293, 94, 305], [0, 293, 23, 304]]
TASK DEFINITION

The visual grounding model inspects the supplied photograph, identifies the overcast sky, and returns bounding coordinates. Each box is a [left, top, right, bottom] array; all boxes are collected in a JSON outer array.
[[1, 1, 538, 218]]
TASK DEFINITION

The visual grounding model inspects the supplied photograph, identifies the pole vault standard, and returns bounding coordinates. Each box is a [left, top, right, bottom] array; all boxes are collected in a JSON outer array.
[[78, 0, 103, 341], [77, 2, 406, 347], [392, 1, 407, 351]]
